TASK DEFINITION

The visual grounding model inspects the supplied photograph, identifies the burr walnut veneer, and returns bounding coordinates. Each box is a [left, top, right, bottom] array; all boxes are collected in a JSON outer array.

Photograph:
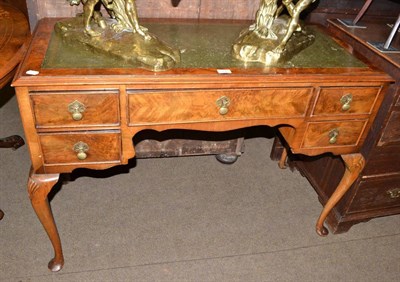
[[13, 18, 392, 272]]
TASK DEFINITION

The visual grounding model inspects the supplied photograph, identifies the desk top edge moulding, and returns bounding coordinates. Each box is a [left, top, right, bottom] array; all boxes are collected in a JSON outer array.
[[11, 0, 394, 273]]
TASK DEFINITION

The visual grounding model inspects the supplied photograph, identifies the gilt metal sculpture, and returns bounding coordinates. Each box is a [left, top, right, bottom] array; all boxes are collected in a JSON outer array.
[[56, 0, 180, 71], [233, 0, 317, 65], [56, 0, 317, 70]]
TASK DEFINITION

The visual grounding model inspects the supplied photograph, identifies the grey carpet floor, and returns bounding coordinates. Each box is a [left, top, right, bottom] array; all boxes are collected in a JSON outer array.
[[1, 86, 399, 281]]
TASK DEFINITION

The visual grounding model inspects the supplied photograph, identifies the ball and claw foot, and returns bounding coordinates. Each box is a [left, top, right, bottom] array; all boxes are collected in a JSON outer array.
[[316, 225, 329, 237], [48, 258, 64, 272]]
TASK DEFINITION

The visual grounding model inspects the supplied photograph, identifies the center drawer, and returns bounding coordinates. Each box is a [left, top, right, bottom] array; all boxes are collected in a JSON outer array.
[[128, 88, 313, 125], [39, 131, 121, 164]]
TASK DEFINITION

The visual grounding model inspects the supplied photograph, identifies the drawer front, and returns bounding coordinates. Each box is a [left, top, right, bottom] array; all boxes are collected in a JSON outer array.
[[348, 176, 400, 214], [362, 144, 400, 176], [128, 88, 312, 125], [302, 120, 367, 148], [31, 91, 119, 128], [39, 132, 121, 164], [312, 87, 381, 116]]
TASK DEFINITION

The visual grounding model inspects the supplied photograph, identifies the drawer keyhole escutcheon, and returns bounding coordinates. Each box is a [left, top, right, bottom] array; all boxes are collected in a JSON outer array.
[[68, 100, 86, 121], [328, 128, 339, 144], [73, 141, 89, 160], [387, 188, 400, 199], [340, 94, 353, 111], [216, 96, 231, 115]]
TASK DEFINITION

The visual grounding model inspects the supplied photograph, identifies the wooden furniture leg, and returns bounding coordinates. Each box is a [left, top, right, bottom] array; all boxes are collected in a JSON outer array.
[[0, 135, 25, 150], [0, 209, 4, 220], [28, 170, 63, 272], [315, 153, 365, 236], [278, 147, 288, 169]]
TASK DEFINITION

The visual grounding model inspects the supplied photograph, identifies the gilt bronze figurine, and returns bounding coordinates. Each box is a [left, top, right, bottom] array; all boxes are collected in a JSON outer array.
[[56, 0, 180, 71], [233, 0, 317, 65], [56, 0, 317, 69]]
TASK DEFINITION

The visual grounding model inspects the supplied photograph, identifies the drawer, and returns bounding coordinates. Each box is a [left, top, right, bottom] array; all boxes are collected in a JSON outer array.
[[128, 88, 313, 125], [348, 176, 400, 214], [302, 120, 367, 148], [39, 131, 121, 164], [312, 87, 381, 116], [362, 144, 400, 176], [30, 91, 119, 128]]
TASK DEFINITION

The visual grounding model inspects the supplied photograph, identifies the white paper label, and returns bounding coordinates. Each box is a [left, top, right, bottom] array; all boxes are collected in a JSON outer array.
[[26, 70, 39, 75], [217, 69, 232, 74]]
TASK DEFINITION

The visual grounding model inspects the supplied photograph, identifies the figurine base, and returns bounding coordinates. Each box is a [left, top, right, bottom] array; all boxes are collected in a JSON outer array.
[[54, 17, 180, 72], [232, 17, 315, 66]]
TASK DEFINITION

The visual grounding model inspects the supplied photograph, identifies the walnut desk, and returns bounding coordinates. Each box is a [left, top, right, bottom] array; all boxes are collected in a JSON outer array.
[[13, 18, 392, 272]]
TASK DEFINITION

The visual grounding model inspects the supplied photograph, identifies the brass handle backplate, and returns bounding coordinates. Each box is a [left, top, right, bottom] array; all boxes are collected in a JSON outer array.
[[386, 188, 400, 199], [328, 128, 339, 144], [340, 94, 353, 111], [216, 96, 231, 115], [68, 100, 86, 121], [73, 141, 89, 160]]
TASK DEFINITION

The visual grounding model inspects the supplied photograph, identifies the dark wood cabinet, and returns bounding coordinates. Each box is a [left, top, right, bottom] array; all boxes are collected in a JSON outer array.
[[305, 0, 399, 25], [272, 16, 400, 233]]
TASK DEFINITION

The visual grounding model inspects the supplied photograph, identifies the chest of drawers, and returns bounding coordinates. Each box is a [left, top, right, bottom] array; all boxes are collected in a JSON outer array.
[[12, 18, 392, 271]]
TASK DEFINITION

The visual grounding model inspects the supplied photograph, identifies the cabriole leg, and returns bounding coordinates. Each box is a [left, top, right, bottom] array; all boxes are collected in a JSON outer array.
[[315, 153, 365, 236], [28, 169, 63, 272]]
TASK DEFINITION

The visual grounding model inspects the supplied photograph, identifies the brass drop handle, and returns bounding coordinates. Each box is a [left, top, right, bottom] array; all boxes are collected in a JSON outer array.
[[386, 188, 400, 199], [216, 96, 231, 115], [340, 94, 353, 111], [73, 141, 89, 160], [328, 128, 339, 144], [68, 100, 86, 121]]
